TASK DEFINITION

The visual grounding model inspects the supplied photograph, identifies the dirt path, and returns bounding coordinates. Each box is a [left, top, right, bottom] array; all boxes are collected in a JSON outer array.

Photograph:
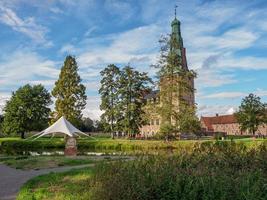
[[0, 163, 93, 200]]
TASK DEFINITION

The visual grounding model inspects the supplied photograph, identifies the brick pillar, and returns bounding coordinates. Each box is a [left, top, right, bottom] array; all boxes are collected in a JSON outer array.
[[64, 137, 77, 156]]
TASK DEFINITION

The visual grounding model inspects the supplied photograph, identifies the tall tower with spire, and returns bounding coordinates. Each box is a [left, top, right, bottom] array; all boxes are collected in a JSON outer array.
[[170, 8, 188, 71], [159, 7, 194, 104], [140, 7, 195, 137]]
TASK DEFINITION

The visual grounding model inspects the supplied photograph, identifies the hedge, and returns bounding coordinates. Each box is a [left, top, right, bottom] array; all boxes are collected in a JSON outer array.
[[1, 138, 267, 155]]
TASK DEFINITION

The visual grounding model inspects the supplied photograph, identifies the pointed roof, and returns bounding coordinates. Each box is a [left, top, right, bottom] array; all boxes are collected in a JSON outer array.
[[32, 116, 88, 140]]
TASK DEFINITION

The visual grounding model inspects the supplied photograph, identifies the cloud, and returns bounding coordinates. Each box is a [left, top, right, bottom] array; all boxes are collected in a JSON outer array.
[[49, 7, 63, 14], [196, 68, 236, 88], [82, 96, 102, 120], [202, 92, 246, 99], [200, 90, 267, 99], [77, 24, 162, 71], [59, 44, 78, 54], [0, 50, 59, 88], [0, 3, 51, 46], [0, 93, 10, 114], [197, 104, 238, 117]]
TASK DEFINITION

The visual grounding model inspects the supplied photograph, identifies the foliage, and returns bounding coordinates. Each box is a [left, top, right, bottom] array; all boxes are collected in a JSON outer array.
[[2, 84, 52, 138], [90, 142, 267, 200], [93, 120, 105, 132], [235, 93, 267, 135], [52, 55, 87, 126], [158, 122, 177, 140], [99, 64, 152, 137], [0, 114, 3, 135], [119, 66, 152, 136], [0, 139, 65, 155], [2, 137, 267, 156], [175, 105, 201, 135], [80, 117, 94, 132], [99, 64, 121, 137]]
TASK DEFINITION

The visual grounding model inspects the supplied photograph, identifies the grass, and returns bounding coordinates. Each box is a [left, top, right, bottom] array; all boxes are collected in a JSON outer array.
[[17, 141, 267, 200], [0, 156, 94, 170], [0, 137, 21, 145], [17, 167, 93, 200], [89, 142, 267, 200]]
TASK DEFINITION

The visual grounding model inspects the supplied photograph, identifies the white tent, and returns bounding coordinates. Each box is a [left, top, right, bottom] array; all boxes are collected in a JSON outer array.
[[32, 116, 89, 140]]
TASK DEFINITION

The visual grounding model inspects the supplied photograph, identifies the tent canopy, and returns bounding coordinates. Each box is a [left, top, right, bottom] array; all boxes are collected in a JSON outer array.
[[32, 116, 88, 140]]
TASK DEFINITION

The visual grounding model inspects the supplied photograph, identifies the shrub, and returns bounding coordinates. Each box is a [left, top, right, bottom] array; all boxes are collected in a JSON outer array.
[[89, 142, 267, 200], [0, 139, 65, 155]]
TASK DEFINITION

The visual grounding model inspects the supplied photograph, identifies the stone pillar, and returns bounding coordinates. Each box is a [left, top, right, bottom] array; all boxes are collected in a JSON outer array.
[[64, 137, 77, 156]]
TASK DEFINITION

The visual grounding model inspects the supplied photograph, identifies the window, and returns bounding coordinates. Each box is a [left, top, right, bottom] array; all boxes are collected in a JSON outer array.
[[150, 119, 154, 125], [156, 119, 160, 125]]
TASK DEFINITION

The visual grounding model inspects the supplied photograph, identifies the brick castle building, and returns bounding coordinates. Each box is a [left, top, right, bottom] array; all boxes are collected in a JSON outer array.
[[201, 114, 267, 135]]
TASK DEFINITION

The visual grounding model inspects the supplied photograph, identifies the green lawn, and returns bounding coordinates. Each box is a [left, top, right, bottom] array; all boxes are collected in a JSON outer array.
[[16, 141, 267, 200], [17, 167, 93, 200], [0, 156, 95, 170], [0, 155, 127, 170], [0, 137, 21, 145]]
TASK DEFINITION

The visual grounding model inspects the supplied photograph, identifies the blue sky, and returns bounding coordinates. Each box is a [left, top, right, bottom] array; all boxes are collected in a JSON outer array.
[[0, 0, 267, 119]]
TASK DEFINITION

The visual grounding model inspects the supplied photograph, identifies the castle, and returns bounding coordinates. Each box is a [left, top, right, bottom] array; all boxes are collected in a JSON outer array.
[[140, 14, 195, 137], [139, 12, 267, 137]]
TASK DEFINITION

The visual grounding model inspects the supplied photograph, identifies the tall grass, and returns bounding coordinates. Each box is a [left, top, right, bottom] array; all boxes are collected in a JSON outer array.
[[89, 142, 267, 200]]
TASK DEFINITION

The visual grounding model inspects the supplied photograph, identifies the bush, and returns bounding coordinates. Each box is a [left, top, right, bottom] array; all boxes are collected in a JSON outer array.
[[89, 142, 267, 200], [0, 139, 65, 155]]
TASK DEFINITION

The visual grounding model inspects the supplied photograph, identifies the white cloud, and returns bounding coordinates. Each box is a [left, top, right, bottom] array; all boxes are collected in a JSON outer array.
[[77, 24, 162, 72], [82, 96, 102, 120], [59, 44, 78, 54], [0, 4, 51, 46], [200, 90, 267, 99], [0, 93, 10, 114], [50, 7, 63, 14], [197, 104, 238, 117], [226, 107, 236, 115], [0, 50, 59, 88]]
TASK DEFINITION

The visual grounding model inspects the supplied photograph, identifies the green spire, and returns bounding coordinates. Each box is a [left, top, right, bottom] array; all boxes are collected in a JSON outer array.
[[170, 6, 183, 60], [171, 17, 183, 49]]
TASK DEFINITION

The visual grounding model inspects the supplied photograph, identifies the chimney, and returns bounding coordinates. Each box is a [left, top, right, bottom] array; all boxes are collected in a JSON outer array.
[[216, 113, 219, 117]]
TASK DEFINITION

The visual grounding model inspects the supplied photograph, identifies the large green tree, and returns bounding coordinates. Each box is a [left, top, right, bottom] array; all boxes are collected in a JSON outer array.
[[119, 66, 152, 137], [2, 84, 52, 138], [52, 55, 87, 126], [99, 64, 121, 138], [235, 93, 267, 135]]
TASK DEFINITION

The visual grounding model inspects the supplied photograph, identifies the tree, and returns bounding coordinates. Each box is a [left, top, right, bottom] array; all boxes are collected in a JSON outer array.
[[52, 55, 87, 126], [119, 66, 152, 137], [153, 34, 197, 137], [174, 105, 201, 135], [235, 93, 267, 135], [80, 117, 94, 132], [99, 64, 121, 138], [94, 120, 105, 132], [0, 114, 3, 135], [2, 84, 52, 138]]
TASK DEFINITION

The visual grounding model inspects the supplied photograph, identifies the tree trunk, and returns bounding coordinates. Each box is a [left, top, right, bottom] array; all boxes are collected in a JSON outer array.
[[21, 132, 25, 139]]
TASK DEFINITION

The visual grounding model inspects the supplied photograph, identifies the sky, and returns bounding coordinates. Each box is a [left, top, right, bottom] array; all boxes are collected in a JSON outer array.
[[0, 0, 267, 120]]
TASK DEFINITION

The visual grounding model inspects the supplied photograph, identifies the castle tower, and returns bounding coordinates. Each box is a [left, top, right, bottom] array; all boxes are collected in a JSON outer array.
[[159, 10, 195, 124], [140, 9, 195, 137], [170, 15, 188, 71]]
